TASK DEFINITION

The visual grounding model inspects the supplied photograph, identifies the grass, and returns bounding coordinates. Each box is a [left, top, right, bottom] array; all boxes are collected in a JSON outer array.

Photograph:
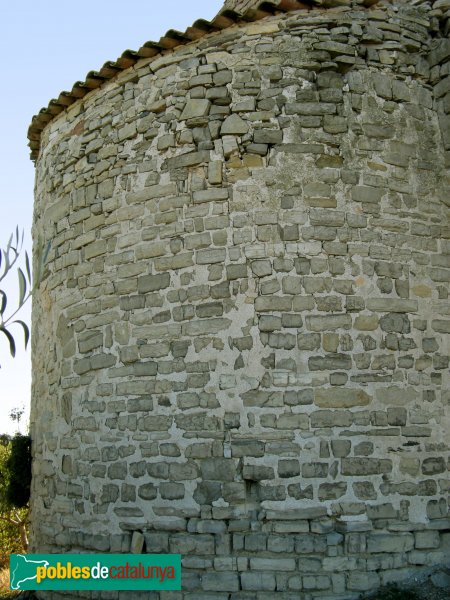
[[0, 567, 19, 599]]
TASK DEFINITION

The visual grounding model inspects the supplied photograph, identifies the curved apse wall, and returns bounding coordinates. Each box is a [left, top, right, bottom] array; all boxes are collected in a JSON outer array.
[[30, 0, 450, 598]]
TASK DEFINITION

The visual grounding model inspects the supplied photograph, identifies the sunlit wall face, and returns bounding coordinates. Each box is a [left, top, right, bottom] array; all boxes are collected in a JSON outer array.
[[27, 0, 450, 597], [0, 1, 224, 436]]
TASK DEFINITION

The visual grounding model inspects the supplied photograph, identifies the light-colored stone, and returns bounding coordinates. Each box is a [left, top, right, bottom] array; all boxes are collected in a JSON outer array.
[[181, 99, 211, 120], [220, 114, 249, 135], [30, 3, 450, 598], [315, 388, 371, 408]]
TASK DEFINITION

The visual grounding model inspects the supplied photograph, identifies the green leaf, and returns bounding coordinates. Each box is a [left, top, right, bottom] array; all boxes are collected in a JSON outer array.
[[4, 245, 11, 273], [43, 240, 51, 265], [25, 252, 31, 285], [34, 240, 52, 288], [0, 290, 6, 317], [0, 326, 16, 358], [0, 250, 5, 283], [13, 320, 30, 349], [17, 268, 27, 307]]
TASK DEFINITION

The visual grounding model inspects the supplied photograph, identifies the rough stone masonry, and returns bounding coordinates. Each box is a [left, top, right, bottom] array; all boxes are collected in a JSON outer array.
[[29, 0, 450, 598]]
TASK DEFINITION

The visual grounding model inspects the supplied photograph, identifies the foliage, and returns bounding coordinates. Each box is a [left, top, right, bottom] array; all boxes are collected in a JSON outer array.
[[8, 408, 24, 430], [0, 228, 50, 368], [0, 564, 21, 597], [0, 229, 31, 365], [0, 435, 30, 564], [0, 514, 25, 568], [5, 435, 31, 509]]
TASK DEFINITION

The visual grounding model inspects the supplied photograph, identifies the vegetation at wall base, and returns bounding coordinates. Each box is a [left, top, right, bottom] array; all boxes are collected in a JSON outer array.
[[5, 435, 31, 509], [0, 434, 31, 567]]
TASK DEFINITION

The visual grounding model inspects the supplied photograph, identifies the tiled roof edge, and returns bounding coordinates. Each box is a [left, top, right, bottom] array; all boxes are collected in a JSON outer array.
[[27, 0, 385, 161]]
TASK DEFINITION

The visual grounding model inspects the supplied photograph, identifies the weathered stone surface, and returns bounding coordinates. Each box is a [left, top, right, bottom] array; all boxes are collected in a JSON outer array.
[[309, 353, 352, 371], [315, 388, 371, 408], [341, 459, 392, 476], [306, 314, 352, 331], [181, 99, 211, 120], [220, 114, 249, 135], [30, 2, 450, 597], [138, 483, 157, 500], [367, 533, 414, 553], [367, 298, 418, 313], [130, 531, 144, 554], [354, 314, 378, 331], [351, 186, 384, 204], [138, 272, 170, 293]]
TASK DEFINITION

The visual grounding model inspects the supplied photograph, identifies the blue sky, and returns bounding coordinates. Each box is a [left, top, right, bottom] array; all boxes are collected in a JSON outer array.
[[0, 0, 223, 434]]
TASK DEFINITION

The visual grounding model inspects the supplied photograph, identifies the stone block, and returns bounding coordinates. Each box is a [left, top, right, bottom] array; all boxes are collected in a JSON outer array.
[[276, 414, 309, 430], [167, 151, 210, 169], [341, 459, 392, 476], [351, 186, 384, 204], [131, 531, 144, 554], [232, 440, 265, 458], [242, 465, 274, 481], [306, 314, 351, 331], [367, 533, 414, 553], [380, 313, 410, 334], [181, 99, 211, 120], [221, 114, 249, 135], [267, 535, 295, 553], [160, 483, 185, 500], [183, 318, 231, 336], [354, 314, 378, 331], [318, 482, 347, 500], [259, 315, 282, 331], [278, 460, 300, 478], [250, 558, 296, 571], [302, 462, 329, 478], [309, 354, 352, 371], [193, 188, 229, 204], [298, 333, 321, 350], [415, 531, 440, 549], [241, 572, 276, 591], [311, 410, 353, 428], [315, 388, 371, 408], [285, 102, 336, 115], [138, 483, 157, 500], [331, 440, 351, 458], [281, 276, 302, 294], [367, 299, 418, 313], [196, 248, 226, 264], [245, 533, 267, 551], [138, 272, 170, 293], [201, 458, 236, 481], [202, 572, 240, 592], [284, 389, 313, 406], [266, 332, 296, 350], [422, 457, 446, 475], [255, 297, 292, 312], [253, 129, 282, 144]]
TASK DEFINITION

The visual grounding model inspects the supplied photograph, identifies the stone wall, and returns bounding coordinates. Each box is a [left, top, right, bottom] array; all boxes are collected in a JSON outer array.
[[30, 0, 450, 598]]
